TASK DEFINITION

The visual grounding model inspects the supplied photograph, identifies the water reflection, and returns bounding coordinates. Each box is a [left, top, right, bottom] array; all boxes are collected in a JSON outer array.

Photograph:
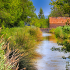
[[34, 33, 70, 70]]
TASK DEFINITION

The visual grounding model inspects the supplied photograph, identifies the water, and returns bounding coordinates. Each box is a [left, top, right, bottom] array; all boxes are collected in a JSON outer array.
[[34, 33, 70, 70]]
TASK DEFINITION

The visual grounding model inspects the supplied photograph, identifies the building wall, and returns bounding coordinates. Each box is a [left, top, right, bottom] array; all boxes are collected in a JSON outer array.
[[49, 17, 70, 28]]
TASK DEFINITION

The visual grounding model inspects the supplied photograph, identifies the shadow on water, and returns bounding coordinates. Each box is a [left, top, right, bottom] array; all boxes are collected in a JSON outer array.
[[34, 32, 70, 70]]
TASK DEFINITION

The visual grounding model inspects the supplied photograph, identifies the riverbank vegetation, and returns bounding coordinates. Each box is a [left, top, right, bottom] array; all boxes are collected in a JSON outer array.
[[0, 0, 49, 69], [0, 37, 21, 70], [49, 0, 70, 51], [50, 25, 70, 51], [0, 26, 43, 49], [0, 26, 43, 70], [0, 0, 45, 69]]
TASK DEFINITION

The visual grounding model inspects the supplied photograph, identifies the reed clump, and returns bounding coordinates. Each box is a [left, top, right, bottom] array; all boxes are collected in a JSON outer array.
[[0, 26, 43, 50], [0, 36, 21, 70], [0, 26, 43, 70]]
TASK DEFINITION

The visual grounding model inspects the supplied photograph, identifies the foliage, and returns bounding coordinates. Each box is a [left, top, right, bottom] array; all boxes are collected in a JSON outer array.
[[29, 7, 49, 28], [49, 28, 55, 33], [0, 26, 43, 69], [29, 27, 43, 41], [0, 41, 12, 70], [0, 0, 36, 27], [0, 26, 43, 50], [54, 26, 70, 39], [49, 0, 70, 17], [63, 40, 70, 51], [0, 42, 5, 70], [0, 36, 26, 70], [30, 18, 49, 28], [53, 25, 70, 51], [0, 0, 49, 28], [38, 8, 45, 19], [17, 20, 24, 27]]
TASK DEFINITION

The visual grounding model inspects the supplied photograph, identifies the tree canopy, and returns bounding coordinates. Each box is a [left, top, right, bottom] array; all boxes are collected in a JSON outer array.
[[49, 0, 70, 17], [0, 0, 36, 27], [0, 0, 49, 28], [38, 8, 45, 19]]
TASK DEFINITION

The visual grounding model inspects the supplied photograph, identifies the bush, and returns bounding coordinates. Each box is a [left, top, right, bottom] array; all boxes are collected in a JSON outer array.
[[54, 25, 70, 51], [0, 26, 43, 70], [54, 26, 69, 39], [0, 26, 43, 50], [30, 18, 49, 28], [54, 26, 62, 38], [29, 27, 43, 41], [63, 40, 70, 51], [62, 25, 70, 34], [49, 28, 55, 33], [18, 21, 24, 27]]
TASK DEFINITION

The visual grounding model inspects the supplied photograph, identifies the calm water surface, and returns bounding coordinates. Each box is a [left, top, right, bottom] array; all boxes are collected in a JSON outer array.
[[34, 33, 70, 70]]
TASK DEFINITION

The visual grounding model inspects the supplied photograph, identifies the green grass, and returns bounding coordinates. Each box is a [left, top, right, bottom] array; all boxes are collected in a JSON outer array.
[[0, 26, 43, 69], [0, 41, 13, 70], [0, 26, 43, 50]]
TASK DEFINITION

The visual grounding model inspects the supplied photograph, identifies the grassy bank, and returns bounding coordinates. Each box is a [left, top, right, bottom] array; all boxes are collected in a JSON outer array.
[[0, 26, 43, 70], [49, 25, 70, 51], [0, 26, 43, 49]]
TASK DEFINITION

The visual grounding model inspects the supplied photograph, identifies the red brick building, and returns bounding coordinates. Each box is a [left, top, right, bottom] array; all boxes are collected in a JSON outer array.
[[49, 17, 70, 28]]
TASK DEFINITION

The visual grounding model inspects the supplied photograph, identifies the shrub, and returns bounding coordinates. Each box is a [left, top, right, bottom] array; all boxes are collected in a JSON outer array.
[[0, 26, 43, 50], [29, 27, 43, 41], [30, 18, 49, 28], [0, 26, 43, 69], [18, 21, 24, 27], [63, 40, 70, 51], [54, 25, 70, 51], [54, 26, 62, 38], [0, 36, 29, 70], [49, 28, 55, 33]]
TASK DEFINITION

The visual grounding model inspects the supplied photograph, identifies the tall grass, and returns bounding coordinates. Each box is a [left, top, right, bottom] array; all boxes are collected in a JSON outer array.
[[0, 26, 43, 49], [0, 36, 19, 70], [0, 26, 43, 69]]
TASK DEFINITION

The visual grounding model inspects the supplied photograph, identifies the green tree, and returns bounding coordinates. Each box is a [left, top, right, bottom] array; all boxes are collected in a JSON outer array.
[[49, 0, 70, 17], [0, 0, 23, 27], [0, 0, 36, 27], [38, 8, 45, 19], [19, 0, 36, 22], [30, 18, 48, 28]]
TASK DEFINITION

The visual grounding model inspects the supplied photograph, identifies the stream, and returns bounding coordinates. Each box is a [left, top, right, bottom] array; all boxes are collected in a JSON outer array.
[[34, 33, 70, 70]]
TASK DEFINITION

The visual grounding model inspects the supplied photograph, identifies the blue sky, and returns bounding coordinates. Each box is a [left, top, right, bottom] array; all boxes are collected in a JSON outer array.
[[30, 0, 52, 16]]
